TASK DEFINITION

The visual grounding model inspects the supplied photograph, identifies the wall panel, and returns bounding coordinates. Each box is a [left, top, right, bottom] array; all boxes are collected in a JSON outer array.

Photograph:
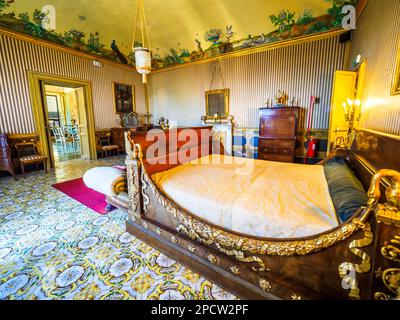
[[0, 33, 145, 134], [150, 35, 347, 130], [350, 0, 400, 136]]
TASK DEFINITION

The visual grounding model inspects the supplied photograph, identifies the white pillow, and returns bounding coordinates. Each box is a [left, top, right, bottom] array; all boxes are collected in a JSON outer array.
[[83, 167, 125, 196]]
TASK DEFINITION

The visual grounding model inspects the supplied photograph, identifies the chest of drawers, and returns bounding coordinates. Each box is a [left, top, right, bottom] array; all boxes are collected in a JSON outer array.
[[258, 107, 299, 163]]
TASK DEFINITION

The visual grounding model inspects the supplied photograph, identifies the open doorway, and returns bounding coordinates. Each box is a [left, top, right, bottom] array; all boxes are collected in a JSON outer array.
[[44, 84, 83, 163], [28, 72, 97, 168]]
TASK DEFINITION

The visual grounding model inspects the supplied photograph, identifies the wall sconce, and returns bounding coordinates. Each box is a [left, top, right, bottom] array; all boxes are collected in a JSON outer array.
[[343, 98, 362, 126]]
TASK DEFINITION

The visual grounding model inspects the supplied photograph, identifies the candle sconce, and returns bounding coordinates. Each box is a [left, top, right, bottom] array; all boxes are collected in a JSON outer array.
[[213, 113, 222, 124], [343, 99, 362, 128], [342, 99, 362, 148]]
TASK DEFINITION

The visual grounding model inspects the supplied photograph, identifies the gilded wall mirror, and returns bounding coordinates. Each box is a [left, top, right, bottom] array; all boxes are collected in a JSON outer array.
[[392, 42, 400, 95], [205, 89, 230, 120]]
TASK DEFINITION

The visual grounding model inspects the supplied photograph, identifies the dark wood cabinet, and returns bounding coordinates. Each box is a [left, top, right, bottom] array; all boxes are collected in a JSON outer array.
[[111, 127, 148, 152], [95, 127, 149, 157], [0, 134, 16, 180], [258, 107, 299, 163]]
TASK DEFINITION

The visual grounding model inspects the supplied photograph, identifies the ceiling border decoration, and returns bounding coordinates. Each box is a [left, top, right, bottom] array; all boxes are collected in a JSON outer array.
[[0, 0, 362, 73]]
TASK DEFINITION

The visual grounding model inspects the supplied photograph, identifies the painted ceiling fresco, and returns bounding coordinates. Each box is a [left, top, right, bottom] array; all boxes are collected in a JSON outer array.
[[0, 0, 358, 70]]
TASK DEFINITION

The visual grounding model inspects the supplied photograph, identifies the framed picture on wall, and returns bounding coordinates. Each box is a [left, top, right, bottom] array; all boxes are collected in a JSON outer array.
[[392, 44, 400, 95], [113, 82, 136, 114]]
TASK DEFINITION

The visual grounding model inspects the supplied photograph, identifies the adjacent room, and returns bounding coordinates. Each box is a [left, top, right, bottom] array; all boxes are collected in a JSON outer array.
[[0, 0, 399, 301]]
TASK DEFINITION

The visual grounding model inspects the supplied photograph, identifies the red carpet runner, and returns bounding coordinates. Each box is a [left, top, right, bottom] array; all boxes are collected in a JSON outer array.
[[52, 178, 114, 215]]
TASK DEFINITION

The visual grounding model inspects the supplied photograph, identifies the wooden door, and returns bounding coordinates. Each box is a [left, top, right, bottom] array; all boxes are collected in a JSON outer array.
[[328, 71, 357, 152]]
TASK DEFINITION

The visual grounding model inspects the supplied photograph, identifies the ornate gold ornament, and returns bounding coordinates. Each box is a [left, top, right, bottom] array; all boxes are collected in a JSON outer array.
[[208, 255, 218, 265], [369, 170, 400, 300], [291, 293, 302, 300], [156, 228, 162, 236], [259, 279, 272, 292], [375, 268, 400, 300], [125, 137, 143, 218], [338, 222, 374, 300], [188, 245, 196, 253], [141, 172, 150, 213], [375, 267, 383, 279], [376, 206, 400, 228], [143, 222, 149, 230], [381, 235, 400, 263], [368, 169, 400, 227], [171, 236, 178, 244], [126, 159, 140, 215], [230, 266, 240, 275]]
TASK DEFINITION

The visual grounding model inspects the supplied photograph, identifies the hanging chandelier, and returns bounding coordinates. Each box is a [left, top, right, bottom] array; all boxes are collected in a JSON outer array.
[[132, 0, 152, 84]]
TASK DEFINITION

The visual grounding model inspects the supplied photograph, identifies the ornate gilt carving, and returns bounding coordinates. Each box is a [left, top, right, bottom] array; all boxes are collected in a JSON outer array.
[[259, 279, 272, 292], [208, 255, 217, 265], [143, 222, 149, 230], [338, 222, 374, 300], [375, 268, 400, 300], [126, 159, 140, 216], [141, 171, 150, 213], [371, 170, 400, 300], [125, 139, 143, 219], [375, 234, 400, 300], [171, 236, 178, 244], [291, 293, 302, 300], [382, 235, 400, 263], [188, 245, 196, 253], [230, 265, 240, 275], [376, 205, 400, 228], [368, 169, 400, 227]]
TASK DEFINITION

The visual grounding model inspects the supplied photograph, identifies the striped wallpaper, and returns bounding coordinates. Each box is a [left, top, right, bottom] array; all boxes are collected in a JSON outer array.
[[350, 0, 400, 136], [0, 32, 146, 134], [150, 35, 347, 129]]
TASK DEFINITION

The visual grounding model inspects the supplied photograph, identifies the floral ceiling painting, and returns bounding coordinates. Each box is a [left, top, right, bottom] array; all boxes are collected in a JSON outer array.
[[0, 0, 359, 70]]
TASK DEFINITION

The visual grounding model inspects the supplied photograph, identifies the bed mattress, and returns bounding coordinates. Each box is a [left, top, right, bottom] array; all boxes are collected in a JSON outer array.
[[151, 155, 339, 239]]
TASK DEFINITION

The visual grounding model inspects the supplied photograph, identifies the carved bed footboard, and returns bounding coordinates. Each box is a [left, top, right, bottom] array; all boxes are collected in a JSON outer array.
[[124, 129, 400, 300]]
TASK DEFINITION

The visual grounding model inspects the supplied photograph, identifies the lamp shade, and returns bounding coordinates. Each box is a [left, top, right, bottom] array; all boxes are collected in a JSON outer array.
[[134, 47, 151, 83]]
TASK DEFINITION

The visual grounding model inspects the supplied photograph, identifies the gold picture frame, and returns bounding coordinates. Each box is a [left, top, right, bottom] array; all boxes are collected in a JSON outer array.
[[391, 41, 400, 95], [113, 82, 136, 114], [205, 89, 230, 120]]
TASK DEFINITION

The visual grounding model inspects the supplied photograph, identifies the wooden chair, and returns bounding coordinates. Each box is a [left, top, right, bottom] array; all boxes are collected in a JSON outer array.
[[15, 135, 47, 178], [96, 133, 119, 159]]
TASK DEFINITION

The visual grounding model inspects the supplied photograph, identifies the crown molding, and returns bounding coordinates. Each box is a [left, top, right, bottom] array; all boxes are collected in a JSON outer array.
[[0, 27, 137, 72]]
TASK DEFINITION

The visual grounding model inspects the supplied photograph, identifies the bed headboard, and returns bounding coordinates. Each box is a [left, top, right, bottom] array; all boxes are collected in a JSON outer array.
[[126, 126, 214, 175], [350, 129, 400, 200]]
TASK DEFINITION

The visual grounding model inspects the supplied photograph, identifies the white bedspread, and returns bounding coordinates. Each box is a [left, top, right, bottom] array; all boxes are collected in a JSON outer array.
[[151, 155, 338, 239]]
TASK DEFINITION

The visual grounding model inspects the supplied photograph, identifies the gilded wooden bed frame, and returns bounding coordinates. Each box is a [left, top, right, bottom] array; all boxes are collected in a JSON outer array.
[[119, 127, 400, 300]]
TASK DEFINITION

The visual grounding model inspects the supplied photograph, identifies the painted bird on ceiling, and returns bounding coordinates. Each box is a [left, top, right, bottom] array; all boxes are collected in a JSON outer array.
[[111, 40, 128, 64]]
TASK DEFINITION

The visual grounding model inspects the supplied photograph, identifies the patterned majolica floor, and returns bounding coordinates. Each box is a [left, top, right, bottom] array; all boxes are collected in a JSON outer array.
[[0, 156, 236, 300]]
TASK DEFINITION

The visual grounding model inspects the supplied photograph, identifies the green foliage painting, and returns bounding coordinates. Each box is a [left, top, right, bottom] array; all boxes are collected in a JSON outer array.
[[0, 0, 359, 70]]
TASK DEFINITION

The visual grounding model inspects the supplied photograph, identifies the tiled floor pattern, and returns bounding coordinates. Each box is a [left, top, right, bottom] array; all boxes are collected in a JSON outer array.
[[52, 142, 81, 162], [0, 156, 236, 300]]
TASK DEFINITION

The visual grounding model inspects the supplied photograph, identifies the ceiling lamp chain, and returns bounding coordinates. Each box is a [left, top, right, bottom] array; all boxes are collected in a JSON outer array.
[[132, 0, 152, 84]]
